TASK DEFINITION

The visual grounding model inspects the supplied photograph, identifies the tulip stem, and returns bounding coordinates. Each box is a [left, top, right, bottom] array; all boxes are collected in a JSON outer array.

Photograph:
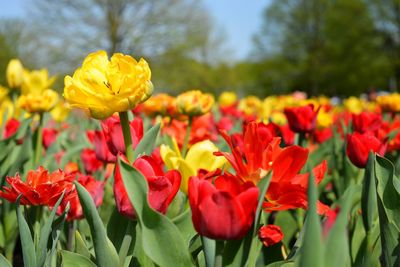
[[34, 114, 44, 165], [119, 111, 134, 163], [181, 117, 193, 157], [214, 240, 225, 267]]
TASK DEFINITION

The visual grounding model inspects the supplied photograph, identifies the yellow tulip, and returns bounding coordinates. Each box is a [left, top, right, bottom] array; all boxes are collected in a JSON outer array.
[[377, 94, 400, 113], [270, 111, 287, 126], [17, 89, 58, 113], [0, 86, 9, 103], [316, 109, 333, 129], [21, 69, 56, 95], [343, 97, 364, 114], [50, 100, 70, 122], [160, 139, 227, 193], [64, 50, 153, 120], [6, 59, 24, 89], [238, 95, 262, 116], [142, 93, 177, 117], [218, 91, 237, 107], [176, 90, 214, 117]]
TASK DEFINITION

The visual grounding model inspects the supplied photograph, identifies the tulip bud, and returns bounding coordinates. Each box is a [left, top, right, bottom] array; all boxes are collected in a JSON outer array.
[[6, 59, 24, 89], [284, 104, 319, 133], [258, 225, 284, 247], [346, 132, 386, 168]]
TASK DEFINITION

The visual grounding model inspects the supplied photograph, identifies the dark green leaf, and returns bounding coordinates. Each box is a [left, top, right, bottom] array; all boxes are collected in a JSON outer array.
[[16, 196, 36, 267], [133, 123, 160, 158], [362, 152, 377, 233]]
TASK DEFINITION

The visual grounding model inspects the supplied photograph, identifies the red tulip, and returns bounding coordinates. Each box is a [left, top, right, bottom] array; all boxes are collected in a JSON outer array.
[[346, 132, 386, 168], [58, 174, 104, 221], [114, 155, 181, 220], [42, 128, 58, 149], [101, 115, 143, 155], [3, 118, 20, 139], [0, 166, 74, 206], [81, 148, 103, 174], [188, 170, 259, 240], [313, 127, 333, 144], [92, 130, 116, 163], [284, 104, 319, 133], [352, 112, 382, 134], [258, 225, 284, 247]]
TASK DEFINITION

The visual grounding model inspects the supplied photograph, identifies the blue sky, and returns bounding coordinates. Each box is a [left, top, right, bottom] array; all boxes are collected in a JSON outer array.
[[0, 0, 269, 60]]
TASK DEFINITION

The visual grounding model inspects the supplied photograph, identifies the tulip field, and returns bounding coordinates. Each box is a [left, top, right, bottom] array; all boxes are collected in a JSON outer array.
[[1, 51, 400, 267]]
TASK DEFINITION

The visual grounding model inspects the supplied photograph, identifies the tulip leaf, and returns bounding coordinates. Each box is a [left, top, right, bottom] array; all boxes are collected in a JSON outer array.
[[298, 173, 323, 267], [324, 185, 356, 267], [75, 231, 92, 259], [61, 250, 97, 267], [361, 152, 377, 233], [37, 191, 66, 267], [265, 261, 295, 267], [0, 254, 11, 267], [172, 207, 196, 246], [274, 211, 297, 248], [133, 123, 160, 158], [15, 196, 36, 267], [374, 155, 400, 266], [75, 181, 120, 267], [107, 208, 133, 252], [118, 159, 193, 267]]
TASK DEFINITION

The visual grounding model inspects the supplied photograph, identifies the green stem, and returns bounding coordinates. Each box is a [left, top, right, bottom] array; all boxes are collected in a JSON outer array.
[[34, 114, 43, 165], [181, 117, 193, 158], [214, 240, 224, 267], [119, 111, 134, 163], [33, 205, 43, 248], [67, 220, 77, 251]]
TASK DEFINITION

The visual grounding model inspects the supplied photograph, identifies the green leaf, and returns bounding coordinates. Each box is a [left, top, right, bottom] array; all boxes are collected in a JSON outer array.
[[133, 123, 160, 158], [298, 173, 323, 267], [37, 192, 66, 267], [107, 208, 132, 252], [324, 186, 356, 267], [374, 155, 400, 266], [0, 254, 12, 267], [172, 207, 196, 246], [275, 211, 297, 248], [266, 261, 295, 267], [75, 181, 120, 267], [361, 152, 377, 233], [75, 231, 92, 259], [119, 159, 193, 267], [61, 250, 97, 267], [16, 196, 36, 267]]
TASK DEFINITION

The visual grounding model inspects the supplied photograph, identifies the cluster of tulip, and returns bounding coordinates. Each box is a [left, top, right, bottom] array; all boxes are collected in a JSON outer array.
[[0, 51, 399, 267]]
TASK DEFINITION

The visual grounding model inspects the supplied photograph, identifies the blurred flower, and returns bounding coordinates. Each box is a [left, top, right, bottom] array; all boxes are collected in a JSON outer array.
[[0, 166, 74, 206], [312, 127, 333, 144], [269, 112, 287, 126], [101, 114, 143, 155], [160, 139, 227, 193], [346, 132, 386, 168], [238, 95, 262, 117], [376, 93, 400, 113], [42, 128, 58, 149], [58, 174, 104, 221], [176, 90, 214, 117], [50, 101, 70, 122], [188, 170, 259, 240], [81, 148, 103, 174], [3, 118, 20, 139], [21, 69, 56, 95], [352, 112, 382, 134], [64, 50, 153, 119], [258, 225, 284, 247], [343, 97, 364, 114], [17, 89, 59, 113], [284, 104, 319, 133], [141, 93, 177, 117], [114, 155, 181, 220], [6, 59, 24, 89], [316, 108, 333, 129], [218, 91, 237, 108], [91, 130, 117, 163]]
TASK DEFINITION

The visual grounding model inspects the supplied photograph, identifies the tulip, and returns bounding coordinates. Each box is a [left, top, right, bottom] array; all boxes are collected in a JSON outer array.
[[346, 132, 386, 168], [6, 59, 24, 89], [114, 155, 181, 220], [377, 93, 400, 113], [3, 118, 20, 139], [284, 104, 319, 133], [160, 139, 227, 193], [218, 91, 237, 108], [58, 174, 104, 221], [17, 89, 59, 113], [92, 130, 117, 163], [64, 50, 153, 119], [352, 112, 382, 133], [258, 225, 284, 247], [101, 115, 143, 155], [176, 90, 214, 117], [21, 68, 56, 95], [141, 93, 178, 117], [238, 96, 262, 117], [42, 128, 58, 149], [188, 171, 259, 240], [0, 166, 74, 206], [50, 101, 70, 122], [81, 148, 103, 174]]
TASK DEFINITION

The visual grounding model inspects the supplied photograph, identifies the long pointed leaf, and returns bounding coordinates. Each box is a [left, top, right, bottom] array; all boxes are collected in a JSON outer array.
[[16, 196, 36, 267]]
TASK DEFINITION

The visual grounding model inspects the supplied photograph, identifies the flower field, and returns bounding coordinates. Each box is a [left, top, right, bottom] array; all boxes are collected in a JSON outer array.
[[0, 51, 400, 267]]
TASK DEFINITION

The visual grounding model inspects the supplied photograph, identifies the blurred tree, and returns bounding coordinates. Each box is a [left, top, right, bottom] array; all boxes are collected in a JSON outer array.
[[23, 0, 229, 94], [253, 0, 391, 96], [368, 0, 400, 91]]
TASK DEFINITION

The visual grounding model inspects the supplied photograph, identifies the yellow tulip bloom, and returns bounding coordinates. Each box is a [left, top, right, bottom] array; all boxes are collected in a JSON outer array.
[[160, 139, 227, 193], [21, 69, 56, 95], [377, 93, 400, 113], [50, 100, 70, 122], [6, 59, 24, 89], [218, 91, 237, 108], [17, 89, 58, 114], [238, 95, 262, 117], [176, 90, 214, 117], [63, 50, 153, 119]]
